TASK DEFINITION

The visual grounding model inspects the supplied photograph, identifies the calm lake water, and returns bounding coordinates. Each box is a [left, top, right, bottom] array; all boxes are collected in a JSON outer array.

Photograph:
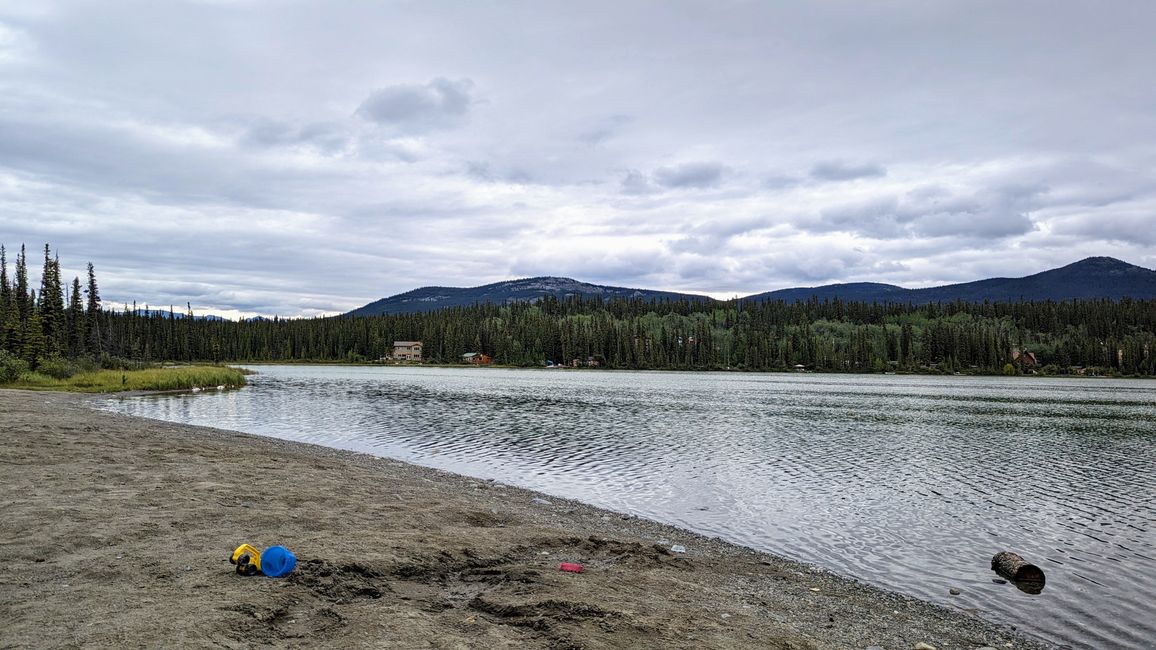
[[102, 366, 1156, 649]]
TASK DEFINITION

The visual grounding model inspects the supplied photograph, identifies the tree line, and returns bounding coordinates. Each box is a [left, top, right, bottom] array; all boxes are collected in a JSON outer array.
[[3, 243, 1154, 377], [1, 244, 103, 377]]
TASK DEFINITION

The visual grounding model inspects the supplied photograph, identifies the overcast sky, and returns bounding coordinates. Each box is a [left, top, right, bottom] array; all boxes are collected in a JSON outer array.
[[1, 1, 1154, 317]]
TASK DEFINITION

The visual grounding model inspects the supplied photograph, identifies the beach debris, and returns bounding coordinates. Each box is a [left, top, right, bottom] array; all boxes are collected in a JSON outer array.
[[531, 497, 553, 506], [229, 543, 297, 578], [559, 562, 584, 573], [809, 587, 821, 592], [991, 551, 1046, 593], [913, 643, 937, 650], [670, 544, 687, 553]]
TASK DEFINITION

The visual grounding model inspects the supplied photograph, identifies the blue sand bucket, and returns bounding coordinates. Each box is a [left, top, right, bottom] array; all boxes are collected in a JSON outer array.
[[261, 545, 297, 577]]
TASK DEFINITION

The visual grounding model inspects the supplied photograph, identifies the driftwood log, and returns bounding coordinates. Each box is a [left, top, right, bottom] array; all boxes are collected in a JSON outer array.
[[991, 551, 1046, 585]]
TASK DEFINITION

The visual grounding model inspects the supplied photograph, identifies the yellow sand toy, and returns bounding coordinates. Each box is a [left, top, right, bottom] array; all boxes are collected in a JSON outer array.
[[229, 544, 263, 576], [229, 543, 297, 577]]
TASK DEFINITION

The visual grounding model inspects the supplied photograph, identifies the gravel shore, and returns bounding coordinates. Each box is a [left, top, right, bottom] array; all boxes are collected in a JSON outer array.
[[0, 389, 1053, 649]]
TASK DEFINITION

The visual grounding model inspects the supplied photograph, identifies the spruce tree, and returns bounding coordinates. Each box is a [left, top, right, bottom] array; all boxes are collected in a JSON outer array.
[[68, 276, 85, 356], [15, 245, 29, 321], [22, 306, 46, 367], [0, 245, 9, 311], [39, 245, 66, 356], [13, 245, 29, 356], [85, 262, 102, 353], [85, 262, 101, 313], [0, 245, 13, 353]]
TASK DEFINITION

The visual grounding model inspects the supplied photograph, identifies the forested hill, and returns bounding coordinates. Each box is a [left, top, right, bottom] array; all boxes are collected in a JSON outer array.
[[346, 276, 713, 316], [745, 257, 1156, 304], [4, 244, 1155, 377], [349, 257, 1156, 316]]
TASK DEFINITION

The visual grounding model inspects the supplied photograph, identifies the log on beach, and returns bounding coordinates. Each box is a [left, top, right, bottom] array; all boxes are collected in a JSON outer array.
[[991, 551, 1046, 584]]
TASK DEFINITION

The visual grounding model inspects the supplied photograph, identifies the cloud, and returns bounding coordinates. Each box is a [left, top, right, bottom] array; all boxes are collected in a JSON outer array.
[[668, 216, 773, 254], [0, 20, 35, 65], [577, 114, 633, 146], [238, 118, 351, 154], [809, 160, 887, 182], [1, 2, 1155, 316], [620, 169, 655, 195], [809, 183, 1041, 240], [1051, 214, 1156, 246], [464, 160, 534, 185], [510, 246, 668, 285], [653, 162, 727, 189], [763, 174, 801, 189], [355, 77, 474, 133]]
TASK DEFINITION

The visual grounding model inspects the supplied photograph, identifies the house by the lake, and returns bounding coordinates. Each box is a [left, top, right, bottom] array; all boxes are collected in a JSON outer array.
[[392, 341, 423, 361], [1012, 349, 1038, 367], [461, 352, 493, 365]]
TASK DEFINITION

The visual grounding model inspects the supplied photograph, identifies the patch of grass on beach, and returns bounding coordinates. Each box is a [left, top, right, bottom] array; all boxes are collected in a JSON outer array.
[[2, 366, 248, 393]]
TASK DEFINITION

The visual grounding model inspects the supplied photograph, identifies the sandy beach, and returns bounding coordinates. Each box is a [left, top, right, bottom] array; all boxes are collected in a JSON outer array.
[[0, 389, 1051, 649]]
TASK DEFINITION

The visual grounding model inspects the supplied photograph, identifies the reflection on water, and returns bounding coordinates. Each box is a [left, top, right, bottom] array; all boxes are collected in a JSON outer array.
[[103, 367, 1156, 650]]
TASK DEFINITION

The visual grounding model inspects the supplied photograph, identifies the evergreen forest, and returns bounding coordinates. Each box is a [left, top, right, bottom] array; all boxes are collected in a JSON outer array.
[[3, 244, 1154, 378]]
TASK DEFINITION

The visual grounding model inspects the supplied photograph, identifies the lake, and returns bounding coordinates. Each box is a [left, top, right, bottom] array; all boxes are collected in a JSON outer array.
[[101, 366, 1156, 649]]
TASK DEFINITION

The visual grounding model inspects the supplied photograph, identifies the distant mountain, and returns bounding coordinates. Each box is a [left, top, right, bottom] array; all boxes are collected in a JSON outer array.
[[347, 258, 1155, 316], [746, 282, 911, 303], [346, 276, 714, 317], [744, 257, 1156, 304]]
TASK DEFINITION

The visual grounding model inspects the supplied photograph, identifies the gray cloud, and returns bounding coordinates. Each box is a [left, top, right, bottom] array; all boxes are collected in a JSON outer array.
[[577, 114, 633, 146], [238, 118, 350, 154], [355, 78, 474, 132], [1051, 215, 1156, 246], [668, 216, 775, 254], [811, 184, 1041, 240], [620, 169, 656, 195], [653, 162, 727, 189], [510, 248, 667, 286], [809, 160, 887, 181], [0, 2, 1154, 315], [464, 161, 534, 185], [763, 174, 801, 189]]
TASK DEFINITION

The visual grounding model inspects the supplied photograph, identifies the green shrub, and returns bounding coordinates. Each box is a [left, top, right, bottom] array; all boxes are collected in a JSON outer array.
[[37, 355, 80, 380], [98, 353, 150, 371], [0, 350, 29, 383]]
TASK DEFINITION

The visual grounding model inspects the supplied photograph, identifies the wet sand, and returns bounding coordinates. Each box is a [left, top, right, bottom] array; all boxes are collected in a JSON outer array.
[[0, 389, 1051, 649]]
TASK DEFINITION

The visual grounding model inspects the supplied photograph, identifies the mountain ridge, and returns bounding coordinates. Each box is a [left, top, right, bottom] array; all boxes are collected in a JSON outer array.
[[346, 257, 1156, 316], [345, 276, 711, 317], [745, 257, 1156, 304]]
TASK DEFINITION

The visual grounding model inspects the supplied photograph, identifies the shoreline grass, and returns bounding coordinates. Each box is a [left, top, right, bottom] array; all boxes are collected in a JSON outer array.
[[1, 366, 248, 393]]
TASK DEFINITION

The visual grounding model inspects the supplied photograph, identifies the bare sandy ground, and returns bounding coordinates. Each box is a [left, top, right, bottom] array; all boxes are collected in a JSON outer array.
[[0, 389, 1051, 649]]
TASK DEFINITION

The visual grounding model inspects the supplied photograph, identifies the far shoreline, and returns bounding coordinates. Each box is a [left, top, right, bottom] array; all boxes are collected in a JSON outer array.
[[225, 359, 1150, 382]]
